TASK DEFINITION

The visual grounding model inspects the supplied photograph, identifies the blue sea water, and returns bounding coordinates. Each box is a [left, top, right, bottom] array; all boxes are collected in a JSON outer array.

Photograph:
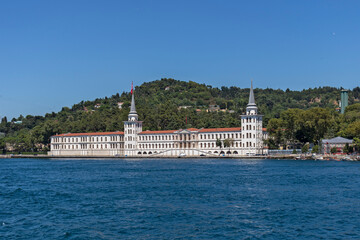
[[0, 158, 359, 240]]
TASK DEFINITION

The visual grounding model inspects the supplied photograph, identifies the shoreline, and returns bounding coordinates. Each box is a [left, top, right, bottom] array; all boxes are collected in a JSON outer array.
[[1, 154, 359, 161]]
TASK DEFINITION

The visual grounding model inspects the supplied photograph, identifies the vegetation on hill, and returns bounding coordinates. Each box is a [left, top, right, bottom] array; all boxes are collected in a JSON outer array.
[[0, 78, 359, 152]]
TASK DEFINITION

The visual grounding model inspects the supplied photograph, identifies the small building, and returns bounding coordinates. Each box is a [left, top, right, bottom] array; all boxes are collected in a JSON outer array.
[[208, 105, 220, 112], [165, 86, 170, 91], [117, 102, 124, 109], [321, 137, 353, 154], [94, 104, 101, 109], [178, 106, 192, 110]]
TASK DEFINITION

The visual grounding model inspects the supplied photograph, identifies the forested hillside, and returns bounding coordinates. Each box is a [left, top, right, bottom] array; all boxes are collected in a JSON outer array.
[[0, 78, 359, 152]]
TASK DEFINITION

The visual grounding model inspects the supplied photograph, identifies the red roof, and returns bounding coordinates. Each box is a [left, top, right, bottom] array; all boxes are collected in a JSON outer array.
[[52, 127, 267, 137], [199, 127, 241, 133], [139, 130, 177, 135], [54, 131, 124, 137]]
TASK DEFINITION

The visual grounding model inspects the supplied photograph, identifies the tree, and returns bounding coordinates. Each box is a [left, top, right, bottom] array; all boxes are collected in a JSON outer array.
[[292, 149, 297, 154], [0, 139, 5, 154], [267, 118, 285, 148], [340, 121, 360, 139], [354, 138, 360, 152], [311, 145, 319, 153], [223, 138, 234, 149], [301, 144, 309, 153], [280, 108, 303, 147], [1, 117, 7, 124], [216, 138, 222, 149]]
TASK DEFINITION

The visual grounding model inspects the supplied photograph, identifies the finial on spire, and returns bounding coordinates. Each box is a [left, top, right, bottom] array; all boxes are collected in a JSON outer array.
[[248, 79, 256, 106]]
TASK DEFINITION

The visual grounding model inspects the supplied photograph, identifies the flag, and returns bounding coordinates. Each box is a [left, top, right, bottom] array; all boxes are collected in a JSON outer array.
[[131, 82, 133, 95]]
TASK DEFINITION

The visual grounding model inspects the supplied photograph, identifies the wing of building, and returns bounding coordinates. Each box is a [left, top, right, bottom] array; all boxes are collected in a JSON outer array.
[[49, 81, 268, 157]]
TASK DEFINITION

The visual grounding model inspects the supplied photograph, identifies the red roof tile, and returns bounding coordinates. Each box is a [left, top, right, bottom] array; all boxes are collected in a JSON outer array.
[[54, 131, 124, 137], [139, 130, 177, 135], [199, 127, 241, 133], [186, 128, 199, 131], [53, 127, 266, 137]]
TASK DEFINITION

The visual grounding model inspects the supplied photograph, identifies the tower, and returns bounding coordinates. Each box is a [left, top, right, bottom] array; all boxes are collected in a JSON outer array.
[[241, 80, 264, 155], [340, 89, 348, 114], [124, 83, 143, 156]]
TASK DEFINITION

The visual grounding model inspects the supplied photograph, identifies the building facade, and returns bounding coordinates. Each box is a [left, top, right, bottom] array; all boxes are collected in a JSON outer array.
[[321, 136, 353, 154], [49, 82, 268, 157]]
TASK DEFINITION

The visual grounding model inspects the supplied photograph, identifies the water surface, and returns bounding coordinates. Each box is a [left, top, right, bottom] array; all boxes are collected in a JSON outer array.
[[1, 158, 359, 239]]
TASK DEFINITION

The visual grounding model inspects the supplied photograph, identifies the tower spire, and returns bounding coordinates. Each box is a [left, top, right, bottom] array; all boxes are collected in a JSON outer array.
[[128, 82, 138, 121], [130, 91, 136, 114], [248, 79, 256, 106]]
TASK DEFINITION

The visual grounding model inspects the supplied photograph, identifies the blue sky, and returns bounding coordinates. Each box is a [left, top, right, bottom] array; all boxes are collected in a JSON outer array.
[[1, 0, 359, 119]]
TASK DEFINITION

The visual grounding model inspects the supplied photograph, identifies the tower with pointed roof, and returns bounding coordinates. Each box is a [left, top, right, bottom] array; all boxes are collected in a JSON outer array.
[[124, 84, 143, 156], [241, 81, 264, 155]]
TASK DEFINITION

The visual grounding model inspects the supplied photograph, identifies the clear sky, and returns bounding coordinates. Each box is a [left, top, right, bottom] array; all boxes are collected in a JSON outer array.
[[1, 0, 359, 119]]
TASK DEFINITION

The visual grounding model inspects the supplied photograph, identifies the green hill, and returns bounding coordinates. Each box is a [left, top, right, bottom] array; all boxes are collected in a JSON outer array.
[[0, 78, 359, 152]]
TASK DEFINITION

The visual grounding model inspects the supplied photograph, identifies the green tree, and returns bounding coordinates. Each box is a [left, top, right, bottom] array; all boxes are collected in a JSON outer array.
[[311, 145, 319, 153], [0, 138, 5, 154], [353, 138, 360, 152], [340, 121, 360, 139], [1, 117, 7, 124], [301, 144, 309, 153], [216, 138, 222, 149], [223, 138, 234, 149]]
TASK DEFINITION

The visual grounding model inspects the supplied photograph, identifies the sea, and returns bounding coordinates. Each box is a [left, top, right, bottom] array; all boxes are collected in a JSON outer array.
[[0, 158, 359, 239]]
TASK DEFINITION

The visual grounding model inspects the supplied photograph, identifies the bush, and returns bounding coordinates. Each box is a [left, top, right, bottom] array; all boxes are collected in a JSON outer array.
[[301, 144, 309, 153], [311, 145, 319, 153]]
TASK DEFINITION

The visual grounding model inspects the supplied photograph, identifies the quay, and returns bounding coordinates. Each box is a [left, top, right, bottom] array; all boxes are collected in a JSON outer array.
[[1, 154, 359, 161]]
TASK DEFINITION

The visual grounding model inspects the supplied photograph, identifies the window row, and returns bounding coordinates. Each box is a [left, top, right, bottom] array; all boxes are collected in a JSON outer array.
[[52, 143, 123, 150], [199, 142, 240, 148], [53, 136, 124, 143], [199, 133, 239, 140], [139, 135, 176, 141], [242, 117, 260, 123]]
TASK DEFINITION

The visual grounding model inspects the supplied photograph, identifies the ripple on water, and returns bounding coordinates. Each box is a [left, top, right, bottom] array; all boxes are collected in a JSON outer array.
[[0, 158, 360, 239]]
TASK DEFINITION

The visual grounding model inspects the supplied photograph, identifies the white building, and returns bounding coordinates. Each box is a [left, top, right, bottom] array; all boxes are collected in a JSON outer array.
[[49, 82, 268, 157]]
